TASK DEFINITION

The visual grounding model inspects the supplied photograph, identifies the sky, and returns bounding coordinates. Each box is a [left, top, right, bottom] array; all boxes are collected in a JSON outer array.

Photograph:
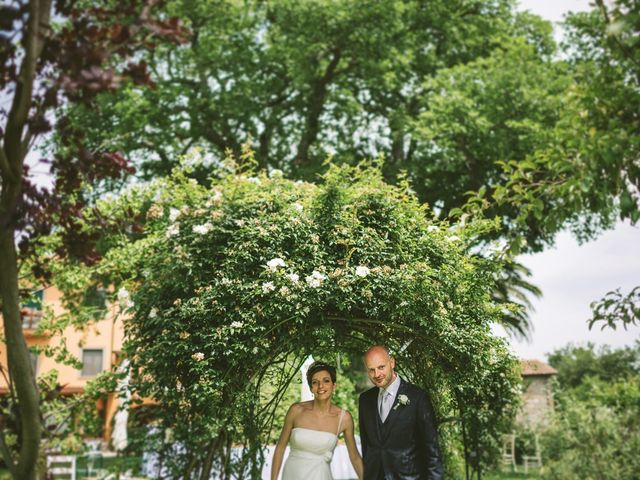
[[501, 0, 640, 360], [517, 0, 596, 25]]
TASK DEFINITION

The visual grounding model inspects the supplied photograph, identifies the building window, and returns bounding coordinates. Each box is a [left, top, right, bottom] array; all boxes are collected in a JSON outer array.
[[81, 349, 103, 377], [21, 289, 44, 330]]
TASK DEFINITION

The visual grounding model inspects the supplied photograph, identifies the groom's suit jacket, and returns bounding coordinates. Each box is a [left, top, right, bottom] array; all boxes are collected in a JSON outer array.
[[358, 379, 443, 480]]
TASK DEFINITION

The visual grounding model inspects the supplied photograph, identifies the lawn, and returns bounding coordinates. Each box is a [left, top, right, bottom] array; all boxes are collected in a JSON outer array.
[[0, 454, 145, 478], [1, 466, 542, 479], [485, 468, 542, 480]]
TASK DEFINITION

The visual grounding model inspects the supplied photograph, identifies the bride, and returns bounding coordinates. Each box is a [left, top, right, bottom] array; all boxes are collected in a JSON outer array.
[[270, 361, 364, 480]]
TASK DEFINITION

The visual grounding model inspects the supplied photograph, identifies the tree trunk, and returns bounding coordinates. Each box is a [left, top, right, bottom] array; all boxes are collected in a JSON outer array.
[[0, 229, 41, 480], [199, 433, 224, 480], [294, 48, 342, 174], [0, 0, 52, 474]]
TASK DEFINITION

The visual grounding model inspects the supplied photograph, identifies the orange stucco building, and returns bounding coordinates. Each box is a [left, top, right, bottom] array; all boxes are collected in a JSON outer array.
[[0, 285, 126, 443]]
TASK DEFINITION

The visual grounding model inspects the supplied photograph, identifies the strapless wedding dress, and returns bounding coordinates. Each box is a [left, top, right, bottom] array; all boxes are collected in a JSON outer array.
[[281, 409, 344, 480]]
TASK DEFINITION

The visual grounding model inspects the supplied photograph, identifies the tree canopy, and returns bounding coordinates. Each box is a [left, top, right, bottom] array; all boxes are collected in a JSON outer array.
[[61, 0, 640, 253], [57, 0, 640, 335], [63, 0, 577, 247], [541, 341, 640, 478]]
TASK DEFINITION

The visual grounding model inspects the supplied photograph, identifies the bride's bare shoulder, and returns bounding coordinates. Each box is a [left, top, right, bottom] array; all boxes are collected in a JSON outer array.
[[292, 400, 314, 412]]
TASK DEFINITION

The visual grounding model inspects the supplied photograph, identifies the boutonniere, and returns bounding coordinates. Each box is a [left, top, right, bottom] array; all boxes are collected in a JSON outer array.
[[393, 394, 410, 410]]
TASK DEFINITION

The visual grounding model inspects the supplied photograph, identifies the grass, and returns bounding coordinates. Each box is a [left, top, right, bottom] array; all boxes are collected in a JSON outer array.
[[1, 455, 144, 478], [484, 468, 543, 480], [1, 465, 542, 480]]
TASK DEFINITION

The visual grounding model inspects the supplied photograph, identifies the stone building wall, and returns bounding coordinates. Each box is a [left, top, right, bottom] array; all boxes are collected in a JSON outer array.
[[518, 375, 555, 429]]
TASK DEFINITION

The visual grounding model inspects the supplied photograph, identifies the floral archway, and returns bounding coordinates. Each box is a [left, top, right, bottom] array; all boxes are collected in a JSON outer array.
[[78, 153, 519, 478]]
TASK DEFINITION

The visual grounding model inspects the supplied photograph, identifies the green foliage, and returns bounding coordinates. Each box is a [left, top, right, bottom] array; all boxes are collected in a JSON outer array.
[[538, 343, 640, 479], [413, 40, 569, 250], [54, 0, 640, 341], [62, 0, 562, 236], [492, 1, 640, 248], [0, 368, 110, 472], [540, 380, 640, 480], [589, 286, 640, 331], [52, 156, 521, 476], [485, 471, 541, 480], [547, 342, 640, 391], [54, 0, 575, 339]]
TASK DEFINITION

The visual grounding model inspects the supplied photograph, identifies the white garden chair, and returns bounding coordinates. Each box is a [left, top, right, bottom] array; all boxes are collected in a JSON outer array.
[[501, 433, 516, 471], [523, 434, 543, 473], [47, 454, 76, 480]]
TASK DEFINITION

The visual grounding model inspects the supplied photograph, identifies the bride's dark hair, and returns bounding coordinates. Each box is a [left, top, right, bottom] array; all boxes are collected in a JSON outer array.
[[306, 361, 337, 387]]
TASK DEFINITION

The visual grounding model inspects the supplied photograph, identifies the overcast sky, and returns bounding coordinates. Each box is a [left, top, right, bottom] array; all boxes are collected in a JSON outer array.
[[502, 0, 640, 361], [517, 0, 595, 25]]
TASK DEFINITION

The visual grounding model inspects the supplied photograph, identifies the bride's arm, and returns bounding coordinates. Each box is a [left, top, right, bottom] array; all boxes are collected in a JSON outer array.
[[342, 411, 364, 480], [271, 403, 297, 480]]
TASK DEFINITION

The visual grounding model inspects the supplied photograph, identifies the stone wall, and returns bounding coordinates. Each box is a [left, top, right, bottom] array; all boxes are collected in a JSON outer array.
[[518, 375, 554, 429]]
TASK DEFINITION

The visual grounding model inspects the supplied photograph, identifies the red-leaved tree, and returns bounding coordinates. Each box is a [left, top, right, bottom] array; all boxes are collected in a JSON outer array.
[[0, 1, 186, 477]]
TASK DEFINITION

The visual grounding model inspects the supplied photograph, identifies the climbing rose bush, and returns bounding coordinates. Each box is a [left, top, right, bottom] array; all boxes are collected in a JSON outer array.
[[58, 152, 520, 477]]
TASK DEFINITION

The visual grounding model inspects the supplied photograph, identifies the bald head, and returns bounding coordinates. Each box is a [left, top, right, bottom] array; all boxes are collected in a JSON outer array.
[[364, 345, 391, 361], [364, 345, 396, 389]]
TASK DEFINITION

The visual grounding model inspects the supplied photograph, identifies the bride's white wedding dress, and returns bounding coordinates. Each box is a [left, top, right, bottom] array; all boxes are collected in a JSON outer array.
[[282, 409, 345, 480]]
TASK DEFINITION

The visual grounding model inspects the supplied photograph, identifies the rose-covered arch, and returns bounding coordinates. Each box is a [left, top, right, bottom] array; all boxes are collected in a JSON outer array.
[[87, 153, 519, 478]]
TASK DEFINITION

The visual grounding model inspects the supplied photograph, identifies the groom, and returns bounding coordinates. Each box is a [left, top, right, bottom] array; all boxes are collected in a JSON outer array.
[[359, 345, 443, 479]]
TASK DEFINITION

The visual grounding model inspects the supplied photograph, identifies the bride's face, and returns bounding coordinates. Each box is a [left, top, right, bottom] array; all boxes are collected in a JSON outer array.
[[310, 370, 335, 399]]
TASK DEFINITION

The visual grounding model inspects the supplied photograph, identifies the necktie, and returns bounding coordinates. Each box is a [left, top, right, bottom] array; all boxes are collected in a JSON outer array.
[[379, 390, 391, 422]]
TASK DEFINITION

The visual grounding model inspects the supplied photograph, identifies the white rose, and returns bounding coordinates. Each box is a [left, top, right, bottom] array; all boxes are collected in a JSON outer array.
[[287, 273, 300, 283], [262, 281, 276, 293], [169, 208, 181, 222], [266, 257, 286, 272], [355, 265, 370, 278], [193, 223, 213, 235], [192, 352, 205, 361], [279, 286, 290, 296], [305, 270, 326, 288], [117, 287, 134, 310], [166, 224, 180, 238], [427, 225, 439, 232], [211, 190, 223, 204]]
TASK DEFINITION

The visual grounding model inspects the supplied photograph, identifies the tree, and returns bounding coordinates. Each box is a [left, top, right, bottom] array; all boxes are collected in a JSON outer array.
[[540, 382, 640, 480], [589, 286, 640, 331], [541, 342, 640, 479], [61, 1, 559, 215], [492, 2, 640, 243], [484, 1, 640, 332], [547, 342, 640, 391], [0, 2, 185, 477]]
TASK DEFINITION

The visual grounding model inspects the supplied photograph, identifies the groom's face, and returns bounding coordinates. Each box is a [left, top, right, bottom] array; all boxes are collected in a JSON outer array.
[[364, 349, 396, 390]]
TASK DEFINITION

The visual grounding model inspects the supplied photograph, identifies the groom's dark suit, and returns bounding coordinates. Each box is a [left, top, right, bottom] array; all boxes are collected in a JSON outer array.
[[359, 378, 443, 480]]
